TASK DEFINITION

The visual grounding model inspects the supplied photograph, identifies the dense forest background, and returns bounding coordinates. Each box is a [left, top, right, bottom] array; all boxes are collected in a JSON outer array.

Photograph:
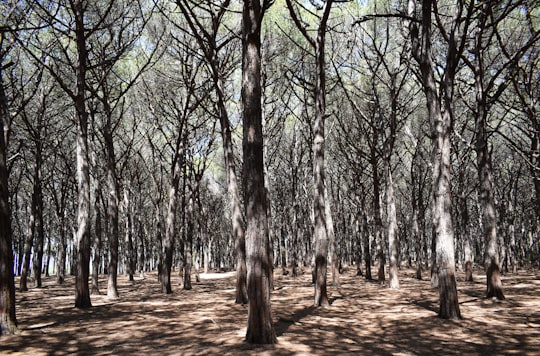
[[0, 0, 539, 344]]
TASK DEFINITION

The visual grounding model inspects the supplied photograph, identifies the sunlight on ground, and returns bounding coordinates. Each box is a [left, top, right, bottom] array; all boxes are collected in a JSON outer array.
[[1, 268, 539, 355]]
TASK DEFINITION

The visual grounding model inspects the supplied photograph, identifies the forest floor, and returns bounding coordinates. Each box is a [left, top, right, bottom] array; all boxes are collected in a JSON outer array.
[[1, 265, 539, 355]]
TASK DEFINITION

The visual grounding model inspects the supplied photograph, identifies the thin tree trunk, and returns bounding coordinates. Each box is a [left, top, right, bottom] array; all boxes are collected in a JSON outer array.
[[183, 177, 195, 291], [124, 186, 135, 282], [461, 192, 473, 282], [19, 212, 34, 292], [91, 182, 102, 295], [32, 153, 45, 288]]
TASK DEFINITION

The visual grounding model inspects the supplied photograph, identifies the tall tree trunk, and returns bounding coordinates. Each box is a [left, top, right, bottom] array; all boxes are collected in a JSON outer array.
[[371, 144, 385, 284], [0, 60, 17, 335], [473, 5, 504, 300], [19, 211, 34, 292], [91, 180, 102, 295], [242, 0, 275, 344], [460, 189, 473, 282], [215, 78, 247, 304], [104, 104, 120, 299], [411, 155, 422, 280], [32, 151, 45, 288], [385, 160, 399, 289], [409, 0, 461, 319], [56, 216, 66, 284], [183, 176, 195, 291], [161, 134, 184, 294], [124, 186, 135, 282], [363, 209, 372, 280], [73, 0, 91, 309]]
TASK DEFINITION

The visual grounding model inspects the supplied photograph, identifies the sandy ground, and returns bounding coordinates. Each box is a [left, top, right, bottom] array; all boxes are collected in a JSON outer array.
[[1, 266, 539, 355]]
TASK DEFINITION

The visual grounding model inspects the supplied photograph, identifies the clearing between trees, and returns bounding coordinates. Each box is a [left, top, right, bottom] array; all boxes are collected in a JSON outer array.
[[1, 267, 539, 355]]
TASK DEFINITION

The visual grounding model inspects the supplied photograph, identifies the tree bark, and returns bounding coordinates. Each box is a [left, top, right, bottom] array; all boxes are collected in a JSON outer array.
[[124, 186, 135, 282], [73, 0, 91, 309], [0, 55, 17, 335], [242, 0, 276, 344], [385, 160, 399, 289], [31, 150, 45, 288], [104, 99, 120, 299], [91, 179, 102, 295], [409, 0, 461, 319], [473, 2, 504, 300]]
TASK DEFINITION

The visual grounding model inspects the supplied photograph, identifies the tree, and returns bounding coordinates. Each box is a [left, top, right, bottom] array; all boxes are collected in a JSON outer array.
[[286, 0, 334, 307], [408, 0, 469, 319], [461, 0, 540, 298], [242, 0, 276, 344], [0, 0, 23, 334]]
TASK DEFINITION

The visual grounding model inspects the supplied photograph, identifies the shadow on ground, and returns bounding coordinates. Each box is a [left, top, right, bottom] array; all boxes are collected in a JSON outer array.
[[1, 266, 539, 355]]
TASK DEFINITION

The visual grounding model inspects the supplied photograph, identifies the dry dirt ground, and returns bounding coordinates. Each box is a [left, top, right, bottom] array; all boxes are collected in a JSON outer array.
[[1, 266, 539, 355]]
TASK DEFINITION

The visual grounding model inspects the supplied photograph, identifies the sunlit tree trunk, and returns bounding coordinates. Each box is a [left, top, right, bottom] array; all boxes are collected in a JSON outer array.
[[409, 0, 461, 319]]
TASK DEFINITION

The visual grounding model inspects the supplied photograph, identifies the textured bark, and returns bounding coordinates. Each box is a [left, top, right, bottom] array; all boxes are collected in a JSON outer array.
[[473, 2, 504, 301], [409, 0, 461, 319], [73, 0, 91, 309], [0, 54, 17, 335], [104, 103, 120, 299], [184, 178, 195, 291], [19, 217, 33, 292], [286, 0, 333, 306], [242, 0, 275, 344], [363, 210, 372, 280], [385, 162, 399, 289], [161, 161, 181, 294], [460, 191, 473, 282], [91, 181, 102, 295], [326, 188, 339, 288], [372, 147, 385, 284], [31, 152, 45, 288], [124, 187, 135, 282], [411, 156, 422, 280]]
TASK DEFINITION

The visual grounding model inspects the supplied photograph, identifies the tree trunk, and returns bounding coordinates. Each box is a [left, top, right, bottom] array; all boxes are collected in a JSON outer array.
[[472, 1, 504, 301], [73, 0, 91, 309], [161, 137, 184, 294], [19, 215, 33, 292], [32, 153, 45, 288], [56, 217, 67, 284], [103, 95, 120, 299], [0, 61, 17, 335], [242, 0, 275, 343], [91, 182, 102, 295], [215, 78, 247, 303], [325, 187, 339, 288], [183, 178, 195, 291], [409, 0, 461, 319], [124, 187, 135, 282], [372, 148, 385, 284], [385, 160, 399, 289], [461, 192, 473, 282]]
